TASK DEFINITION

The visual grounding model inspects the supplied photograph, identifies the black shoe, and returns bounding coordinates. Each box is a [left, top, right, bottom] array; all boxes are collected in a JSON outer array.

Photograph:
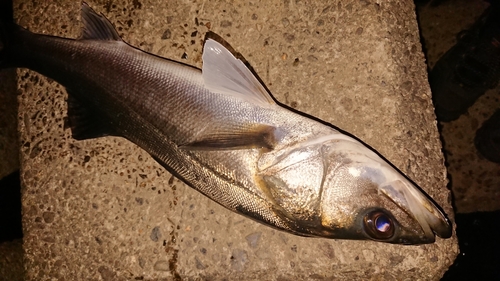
[[474, 109, 500, 163], [429, 4, 500, 122]]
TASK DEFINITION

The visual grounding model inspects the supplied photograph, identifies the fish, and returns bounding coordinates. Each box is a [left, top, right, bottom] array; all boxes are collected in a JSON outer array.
[[0, 3, 452, 244]]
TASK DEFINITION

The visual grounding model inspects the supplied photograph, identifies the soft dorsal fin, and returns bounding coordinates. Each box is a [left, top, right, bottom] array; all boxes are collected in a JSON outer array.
[[202, 39, 276, 107], [80, 3, 122, 41]]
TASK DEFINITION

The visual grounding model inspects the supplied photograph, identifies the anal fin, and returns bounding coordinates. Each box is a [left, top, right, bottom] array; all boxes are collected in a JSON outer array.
[[66, 93, 117, 140]]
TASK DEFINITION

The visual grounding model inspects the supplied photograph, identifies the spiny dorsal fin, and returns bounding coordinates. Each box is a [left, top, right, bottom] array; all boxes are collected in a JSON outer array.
[[80, 3, 122, 41], [202, 39, 276, 107]]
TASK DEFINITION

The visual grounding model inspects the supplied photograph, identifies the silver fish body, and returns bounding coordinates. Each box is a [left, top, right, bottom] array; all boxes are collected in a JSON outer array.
[[0, 4, 451, 244]]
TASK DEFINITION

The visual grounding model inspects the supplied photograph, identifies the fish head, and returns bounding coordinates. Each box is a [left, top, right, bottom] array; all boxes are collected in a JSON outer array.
[[316, 134, 452, 244]]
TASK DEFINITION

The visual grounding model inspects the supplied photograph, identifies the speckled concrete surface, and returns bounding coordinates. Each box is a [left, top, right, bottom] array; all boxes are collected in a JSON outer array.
[[0, 239, 24, 281], [9, 0, 457, 280], [418, 0, 500, 213]]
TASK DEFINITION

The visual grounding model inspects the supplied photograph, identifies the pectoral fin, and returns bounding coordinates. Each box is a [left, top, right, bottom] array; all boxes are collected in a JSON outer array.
[[180, 124, 278, 150]]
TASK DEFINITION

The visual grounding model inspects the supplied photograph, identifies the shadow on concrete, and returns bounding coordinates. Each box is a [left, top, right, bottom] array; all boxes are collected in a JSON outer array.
[[0, 170, 24, 281]]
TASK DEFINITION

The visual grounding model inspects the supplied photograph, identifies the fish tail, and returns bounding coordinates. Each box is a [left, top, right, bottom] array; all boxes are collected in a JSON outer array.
[[0, 0, 20, 69]]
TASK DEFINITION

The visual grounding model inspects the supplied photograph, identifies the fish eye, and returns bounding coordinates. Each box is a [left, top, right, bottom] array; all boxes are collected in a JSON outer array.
[[363, 210, 395, 240]]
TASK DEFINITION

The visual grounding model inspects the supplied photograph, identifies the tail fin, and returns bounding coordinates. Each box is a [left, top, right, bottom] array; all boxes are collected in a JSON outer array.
[[0, 0, 16, 69]]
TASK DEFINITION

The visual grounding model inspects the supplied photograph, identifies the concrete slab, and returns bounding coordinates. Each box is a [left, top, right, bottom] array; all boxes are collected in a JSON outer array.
[[13, 0, 458, 280], [0, 239, 24, 281]]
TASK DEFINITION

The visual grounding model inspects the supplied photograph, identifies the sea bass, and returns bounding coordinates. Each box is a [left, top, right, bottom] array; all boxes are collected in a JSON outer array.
[[0, 3, 451, 244]]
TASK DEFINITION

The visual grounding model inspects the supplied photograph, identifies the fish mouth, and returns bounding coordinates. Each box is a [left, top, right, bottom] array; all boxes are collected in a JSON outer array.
[[380, 179, 452, 240]]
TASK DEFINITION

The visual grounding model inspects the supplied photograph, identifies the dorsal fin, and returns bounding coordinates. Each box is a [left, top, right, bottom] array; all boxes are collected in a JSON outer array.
[[80, 3, 122, 41], [202, 39, 276, 107]]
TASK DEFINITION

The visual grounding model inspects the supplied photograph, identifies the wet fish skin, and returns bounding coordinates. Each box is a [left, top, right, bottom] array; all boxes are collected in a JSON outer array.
[[0, 3, 452, 244]]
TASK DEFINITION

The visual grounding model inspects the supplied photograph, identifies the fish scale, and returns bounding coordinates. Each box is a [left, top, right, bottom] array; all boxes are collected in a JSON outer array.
[[0, 3, 452, 244]]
